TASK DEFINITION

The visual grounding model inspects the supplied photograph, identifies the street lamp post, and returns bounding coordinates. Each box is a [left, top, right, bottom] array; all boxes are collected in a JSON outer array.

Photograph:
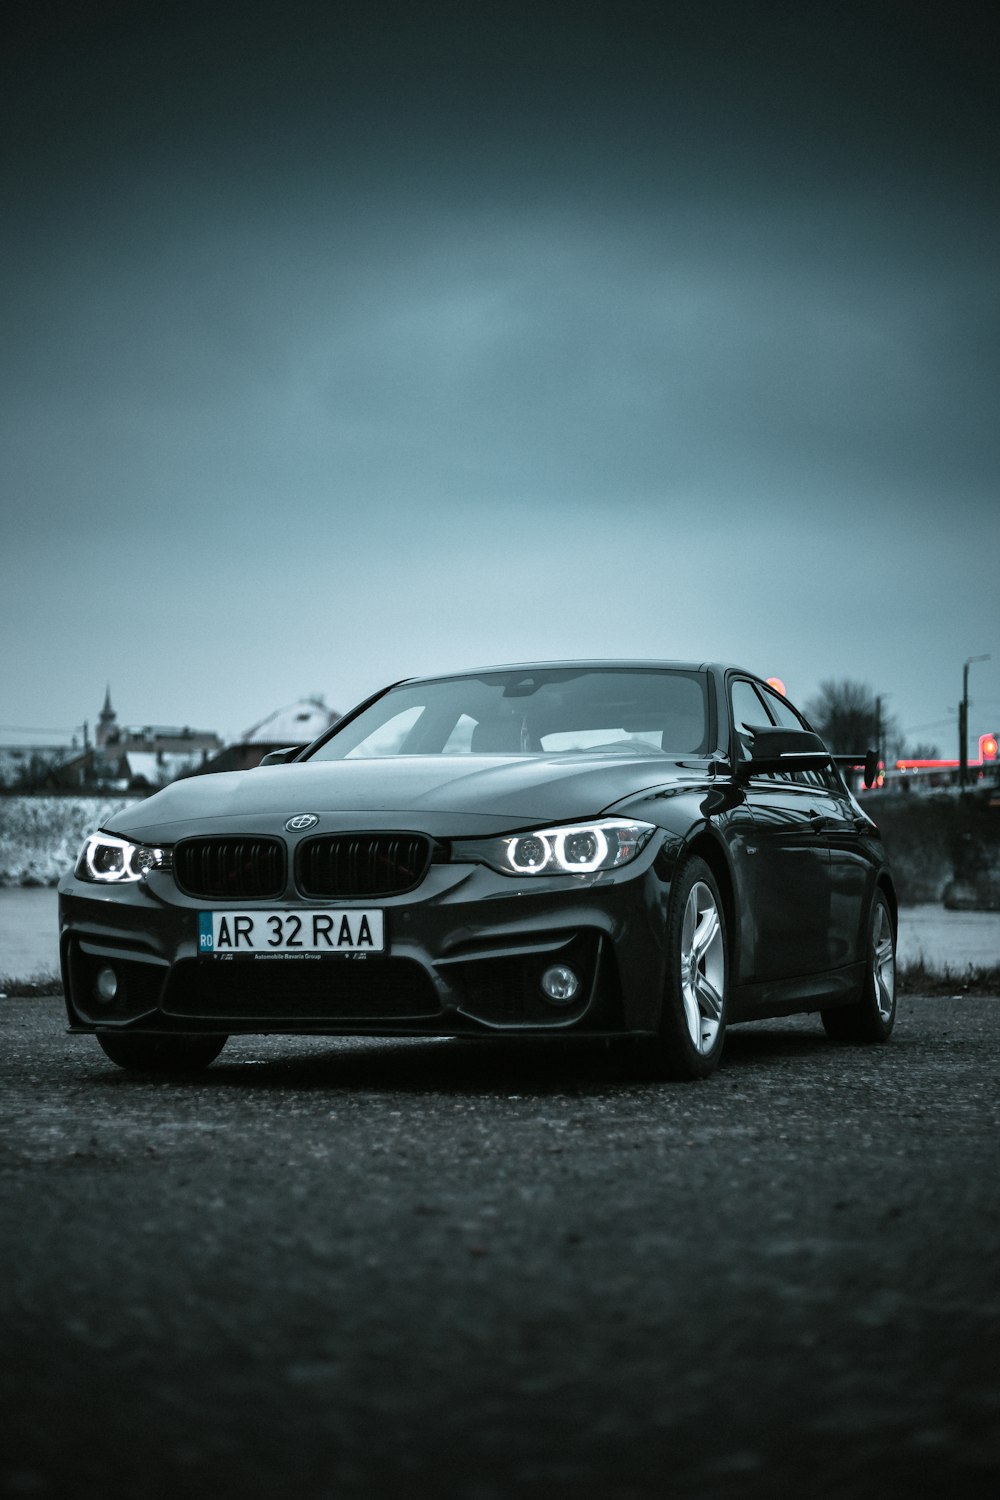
[[960, 654, 990, 792], [874, 693, 890, 773]]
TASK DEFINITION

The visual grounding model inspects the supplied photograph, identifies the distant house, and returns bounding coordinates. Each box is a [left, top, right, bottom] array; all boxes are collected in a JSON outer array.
[[44, 689, 224, 792], [3, 689, 340, 791], [0, 744, 79, 790], [197, 697, 340, 775]]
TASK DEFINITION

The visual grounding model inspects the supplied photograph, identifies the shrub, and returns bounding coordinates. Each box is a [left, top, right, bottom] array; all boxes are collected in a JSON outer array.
[[0, 796, 141, 887]]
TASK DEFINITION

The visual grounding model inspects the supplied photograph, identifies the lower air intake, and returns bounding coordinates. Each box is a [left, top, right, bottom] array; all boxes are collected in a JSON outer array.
[[164, 957, 441, 1022]]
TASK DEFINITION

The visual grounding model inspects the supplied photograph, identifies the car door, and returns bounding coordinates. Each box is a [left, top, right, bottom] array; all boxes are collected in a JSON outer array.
[[814, 786, 874, 967], [755, 682, 872, 971], [729, 677, 833, 981]]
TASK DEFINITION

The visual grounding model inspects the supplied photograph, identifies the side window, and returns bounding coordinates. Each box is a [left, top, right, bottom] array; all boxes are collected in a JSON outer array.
[[730, 680, 774, 761]]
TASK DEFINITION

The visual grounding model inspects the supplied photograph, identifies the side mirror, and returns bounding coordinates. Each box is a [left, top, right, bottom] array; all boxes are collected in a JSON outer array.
[[257, 745, 305, 767], [735, 726, 832, 781]]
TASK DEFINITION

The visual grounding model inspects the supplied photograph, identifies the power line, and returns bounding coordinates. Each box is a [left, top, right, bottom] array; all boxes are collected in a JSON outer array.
[[900, 717, 954, 734], [0, 724, 80, 735]]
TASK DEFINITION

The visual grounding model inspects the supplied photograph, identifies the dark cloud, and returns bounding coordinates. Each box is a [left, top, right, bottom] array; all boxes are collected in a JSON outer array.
[[1, 1, 997, 740]]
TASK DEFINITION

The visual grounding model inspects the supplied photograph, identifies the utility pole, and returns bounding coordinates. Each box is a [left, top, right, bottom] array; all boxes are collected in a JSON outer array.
[[960, 654, 990, 792]]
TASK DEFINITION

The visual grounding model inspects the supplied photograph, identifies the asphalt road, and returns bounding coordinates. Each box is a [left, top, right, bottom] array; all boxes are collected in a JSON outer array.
[[2, 997, 999, 1500]]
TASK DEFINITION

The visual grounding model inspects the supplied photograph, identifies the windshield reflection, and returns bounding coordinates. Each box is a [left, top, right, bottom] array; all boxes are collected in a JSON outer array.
[[307, 668, 709, 761]]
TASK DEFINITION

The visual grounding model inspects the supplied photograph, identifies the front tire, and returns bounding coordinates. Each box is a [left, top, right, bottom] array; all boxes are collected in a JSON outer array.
[[96, 1032, 228, 1073], [821, 888, 896, 1043], [650, 857, 729, 1080]]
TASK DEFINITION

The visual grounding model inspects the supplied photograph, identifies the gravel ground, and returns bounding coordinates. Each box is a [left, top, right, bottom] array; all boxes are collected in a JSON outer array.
[[2, 995, 999, 1500]]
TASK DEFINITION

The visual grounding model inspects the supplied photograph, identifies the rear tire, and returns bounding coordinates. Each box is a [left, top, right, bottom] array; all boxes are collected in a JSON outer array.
[[822, 889, 896, 1043], [96, 1032, 228, 1073], [648, 857, 729, 1080]]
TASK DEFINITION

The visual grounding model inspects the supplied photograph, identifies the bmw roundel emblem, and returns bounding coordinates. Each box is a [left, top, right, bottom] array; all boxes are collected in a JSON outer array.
[[285, 813, 319, 832]]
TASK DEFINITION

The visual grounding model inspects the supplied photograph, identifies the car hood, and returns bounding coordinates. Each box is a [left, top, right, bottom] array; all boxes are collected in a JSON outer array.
[[108, 752, 707, 842]]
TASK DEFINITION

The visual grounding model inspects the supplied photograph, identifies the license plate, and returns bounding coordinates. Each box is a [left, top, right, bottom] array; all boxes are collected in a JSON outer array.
[[198, 910, 384, 957]]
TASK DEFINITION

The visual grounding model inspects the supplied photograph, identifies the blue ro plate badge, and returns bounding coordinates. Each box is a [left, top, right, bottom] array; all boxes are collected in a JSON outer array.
[[198, 910, 385, 958]]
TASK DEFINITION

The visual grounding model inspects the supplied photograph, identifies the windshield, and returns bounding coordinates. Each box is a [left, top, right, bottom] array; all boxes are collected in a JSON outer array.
[[307, 667, 709, 760]]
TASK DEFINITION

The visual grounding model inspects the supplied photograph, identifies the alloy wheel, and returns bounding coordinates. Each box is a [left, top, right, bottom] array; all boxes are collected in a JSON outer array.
[[680, 880, 725, 1053], [871, 900, 896, 1022]]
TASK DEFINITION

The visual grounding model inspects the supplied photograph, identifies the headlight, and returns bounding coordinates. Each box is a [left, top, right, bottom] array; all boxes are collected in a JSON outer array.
[[458, 819, 655, 876], [75, 832, 169, 884]]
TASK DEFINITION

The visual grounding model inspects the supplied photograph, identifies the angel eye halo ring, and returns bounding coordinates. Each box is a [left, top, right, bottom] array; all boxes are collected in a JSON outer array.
[[460, 818, 655, 877], [75, 832, 169, 884]]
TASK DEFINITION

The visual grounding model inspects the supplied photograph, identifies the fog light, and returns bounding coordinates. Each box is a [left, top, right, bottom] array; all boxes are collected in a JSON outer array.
[[95, 966, 119, 1003], [540, 965, 580, 1004]]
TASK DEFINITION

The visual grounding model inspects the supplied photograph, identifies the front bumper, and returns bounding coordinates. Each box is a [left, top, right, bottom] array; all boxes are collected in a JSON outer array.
[[59, 850, 672, 1039]]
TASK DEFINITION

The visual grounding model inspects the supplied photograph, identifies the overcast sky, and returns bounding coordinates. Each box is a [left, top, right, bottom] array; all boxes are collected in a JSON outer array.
[[2, 0, 998, 755]]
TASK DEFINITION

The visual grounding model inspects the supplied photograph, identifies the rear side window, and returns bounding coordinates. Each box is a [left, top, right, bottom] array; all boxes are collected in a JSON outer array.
[[759, 685, 807, 732], [730, 680, 773, 760]]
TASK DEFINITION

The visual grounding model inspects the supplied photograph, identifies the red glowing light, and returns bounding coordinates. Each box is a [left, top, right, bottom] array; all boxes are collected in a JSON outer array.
[[765, 677, 786, 696], [980, 733, 999, 762]]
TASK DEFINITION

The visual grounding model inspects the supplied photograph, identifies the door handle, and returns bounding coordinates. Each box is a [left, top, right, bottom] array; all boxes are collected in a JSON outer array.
[[808, 811, 836, 833]]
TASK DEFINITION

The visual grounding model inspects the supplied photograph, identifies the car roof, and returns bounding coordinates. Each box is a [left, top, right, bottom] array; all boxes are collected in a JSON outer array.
[[389, 661, 777, 697], [398, 659, 754, 682]]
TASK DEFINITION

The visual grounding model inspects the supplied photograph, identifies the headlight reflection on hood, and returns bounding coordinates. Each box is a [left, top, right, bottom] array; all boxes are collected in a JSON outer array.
[[75, 832, 170, 884], [459, 819, 656, 877]]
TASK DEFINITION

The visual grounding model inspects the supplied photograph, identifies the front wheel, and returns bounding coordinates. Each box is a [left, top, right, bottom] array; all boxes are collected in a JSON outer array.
[[96, 1032, 228, 1073], [821, 888, 896, 1043], [649, 857, 729, 1080]]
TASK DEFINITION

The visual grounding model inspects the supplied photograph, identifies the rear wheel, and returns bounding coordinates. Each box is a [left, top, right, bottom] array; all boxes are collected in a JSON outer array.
[[821, 889, 896, 1043], [96, 1032, 228, 1073], [650, 857, 728, 1080]]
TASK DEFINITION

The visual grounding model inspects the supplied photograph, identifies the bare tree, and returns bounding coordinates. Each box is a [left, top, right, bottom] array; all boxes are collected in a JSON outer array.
[[805, 679, 896, 755], [903, 741, 941, 761]]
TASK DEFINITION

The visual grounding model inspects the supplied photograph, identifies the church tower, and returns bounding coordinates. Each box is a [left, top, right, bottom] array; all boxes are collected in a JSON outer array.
[[96, 686, 117, 748]]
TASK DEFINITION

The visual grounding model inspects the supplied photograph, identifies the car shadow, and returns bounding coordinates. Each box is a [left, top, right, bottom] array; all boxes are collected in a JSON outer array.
[[146, 1017, 839, 1097]]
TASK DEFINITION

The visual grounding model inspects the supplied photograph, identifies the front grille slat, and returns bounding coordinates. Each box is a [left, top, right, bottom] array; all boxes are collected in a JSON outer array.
[[296, 833, 432, 899], [174, 833, 431, 902], [174, 837, 286, 901]]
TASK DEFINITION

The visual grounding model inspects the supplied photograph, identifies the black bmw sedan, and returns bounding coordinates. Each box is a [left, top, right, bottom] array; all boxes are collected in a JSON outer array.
[[59, 661, 897, 1079]]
